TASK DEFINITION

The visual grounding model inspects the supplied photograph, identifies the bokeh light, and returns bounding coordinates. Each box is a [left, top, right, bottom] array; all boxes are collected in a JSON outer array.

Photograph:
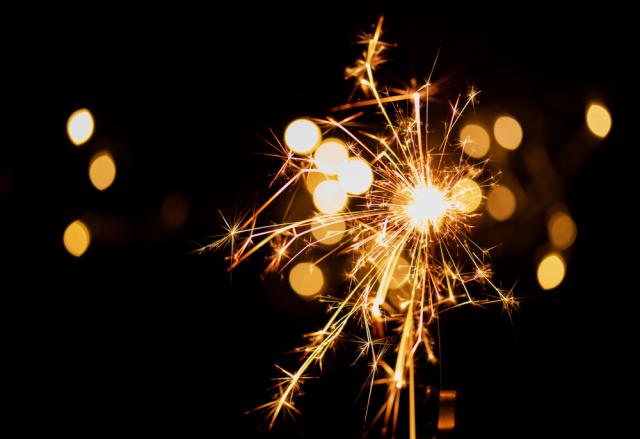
[[314, 139, 349, 175], [284, 118, 321, 154], [493, 116, 523, 150], [89, 151, 116, 191], [313, 180, 348, 214], [537, 253, 566, 290], [311, 216, 346, 245], [305, 171, 331, 193], [67, 108, 95, 146], [451, 178, 482, 213], [289, 262, 324, 296], [486, 185, 516, 221], [586, 103, 612, 138], [337, 157, 373, 195], [460, 124, 490, 158], [63, 220, 91, 257], [548, 211, 577, 250]]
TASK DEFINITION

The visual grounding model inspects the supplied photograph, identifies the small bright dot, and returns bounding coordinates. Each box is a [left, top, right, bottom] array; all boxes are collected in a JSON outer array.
[[337, 157, 373, 195], [314, 138, 349, 175], [548, 211, 577, 250], [460, 124, 490, 158], [311, 216, 346, 245], [284, 118, 321, 154], [493, 116, 523, 150], [313, 180, 348, 214], [537, 253, 566, 290], [389, 256, 410, 290], [289, 262, 324, 296], [487, 185, 516, 221], [89, 151, 116, 191], [67, 109, 95, 146], [63, 220, 90, 257], [451, 178, 482, 213], [586, 103, 612, 138]]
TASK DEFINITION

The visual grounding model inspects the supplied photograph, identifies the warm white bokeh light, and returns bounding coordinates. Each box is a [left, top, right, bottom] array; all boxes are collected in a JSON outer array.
[[305, 171, 330, 193], [548, 211, 577, 250], [89, 151, 116, 191], [537, 253, 566, 290], [460, 124, 490, 158], [486, 185, 516, 221], [314, 139, 349, 175], [493, 116, 523, 150], [289, 262, 324, 296], [451, 178, 482, 213], [406, 184, 450, 231], [284, 118, 321, 154], [311, 216, 346, 245], [337, 157, 373, 195], [63, 220, 91, 257], [313, 180, 348, 214], [586, 103, 612, 138], [67, 109, 95, 146]]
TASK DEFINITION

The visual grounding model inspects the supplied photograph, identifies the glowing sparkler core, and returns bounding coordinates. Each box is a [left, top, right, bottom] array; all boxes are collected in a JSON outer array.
[[404, 183, 450, 232]]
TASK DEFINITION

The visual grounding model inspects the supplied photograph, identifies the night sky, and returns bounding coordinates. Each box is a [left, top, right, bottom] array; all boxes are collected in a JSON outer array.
[[4, 5, 632, 437]]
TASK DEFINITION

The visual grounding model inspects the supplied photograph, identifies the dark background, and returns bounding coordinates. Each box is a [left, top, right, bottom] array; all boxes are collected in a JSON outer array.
[[4, 4, 632, 437]]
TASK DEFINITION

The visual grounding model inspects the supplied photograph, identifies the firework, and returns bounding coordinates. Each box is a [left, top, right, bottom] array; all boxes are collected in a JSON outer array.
[[208, 17, 516, 437]]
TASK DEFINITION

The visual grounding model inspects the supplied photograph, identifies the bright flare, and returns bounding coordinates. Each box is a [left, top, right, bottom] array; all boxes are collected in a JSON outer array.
[[405, 184, 450, 232], [63, 220, 90, 257], [285, 118, 321, 154], [67, 109, 94, 146], [337, 157, 373, 195]]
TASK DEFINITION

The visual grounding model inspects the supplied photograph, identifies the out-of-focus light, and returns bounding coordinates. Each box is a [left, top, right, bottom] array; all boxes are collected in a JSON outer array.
[[313, 180, 348, 214], [305, 171, 330, 193], [486, 185, 516, 221], [89, 151, 116, 191], [337, 157, 373, 195], [586, 103, 612, 138], [67, 109, 94, 146], [548, 211, 577, 250], [289, 262, 324, 296], [161, 193, 190, 229], [537, 253, 566, 290], [388, 256, 410, 290], [311, 216, 346, 245], [460, 124, 490, 158], [63, 220, 90, 257], [493, 116, 523, 150], [451, 178, 482, 213], [284, 118, 321, 154], [314, 139, 349, 175]]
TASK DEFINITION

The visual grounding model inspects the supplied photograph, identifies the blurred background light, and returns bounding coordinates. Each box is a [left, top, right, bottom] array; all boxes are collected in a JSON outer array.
[[89, 151, 116, 191], [314, 139, 349, 175], [547, 210, 577, 250], [493, 116, 523, 150], [63, 220, 91, 257], [289, 262, 324, 296], [537, 253, 566, 290], [451, 178, 482, 213], [586, 103, 612, 138], [337, 157, 373, 195], [486, 185, 516, 221], [311, 216, 346, 245], [460, 124, 490, 158], [284, 118, 321, 154], [313, 179, 348, 214], [67, 109, 95, 146]]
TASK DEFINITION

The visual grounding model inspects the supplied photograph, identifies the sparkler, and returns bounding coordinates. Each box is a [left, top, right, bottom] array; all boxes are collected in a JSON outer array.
[[208, 17, 516, 437]]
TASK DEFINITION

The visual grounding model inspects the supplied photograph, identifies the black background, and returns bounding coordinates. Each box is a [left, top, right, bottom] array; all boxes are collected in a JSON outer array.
[[4, 4, 632, 437]]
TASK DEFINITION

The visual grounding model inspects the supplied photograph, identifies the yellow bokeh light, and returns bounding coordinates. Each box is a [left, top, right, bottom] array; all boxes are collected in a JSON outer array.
[[314, 138, 349, 175], [337, 157, 373, 195], [289, 262, 324, 296], [305, 171, 330, 193], [451, 178, 482, 213], [548, 211, 577, 250], [389, 256, 410, 290], [67, 108, 95, 146], [493, 116, 523, 150], [284, 118, 321, 154], [313, 179, 348, 214], [406, 184, 450, 231], [537, 253, 566, 290], [63, 220, 91, 257], [586, 103, 612, 138], [311, 216, 346, 245], [89, 151, 116, 191], [486, 185, 516, 221], [460, 124, 490, 158]]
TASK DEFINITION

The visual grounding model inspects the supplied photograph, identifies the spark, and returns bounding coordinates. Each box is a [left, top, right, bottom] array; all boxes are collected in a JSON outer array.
[[210, 17, 515, 436]]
